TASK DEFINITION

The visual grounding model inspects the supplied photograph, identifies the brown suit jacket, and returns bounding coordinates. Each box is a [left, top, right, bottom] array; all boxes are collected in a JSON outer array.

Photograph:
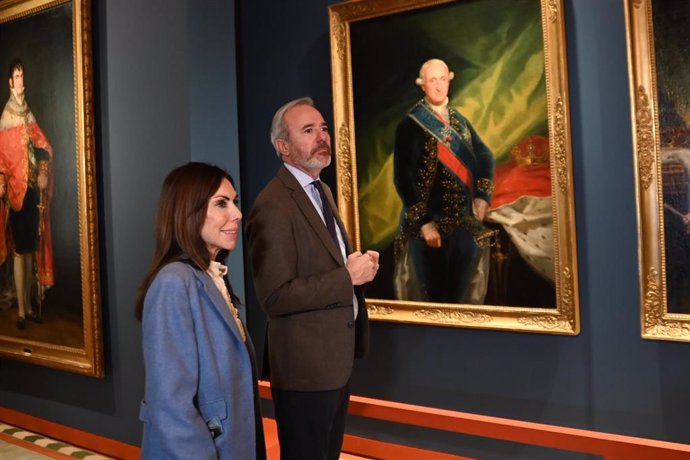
[[246, 165, 369, 391]]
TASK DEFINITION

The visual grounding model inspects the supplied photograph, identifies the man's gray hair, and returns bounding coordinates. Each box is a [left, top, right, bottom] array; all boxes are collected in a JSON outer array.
[[415, 58, 454, 86], [270, 97, 314, 158]]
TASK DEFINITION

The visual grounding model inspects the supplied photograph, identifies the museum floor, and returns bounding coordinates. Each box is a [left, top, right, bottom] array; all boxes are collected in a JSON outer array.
[[0, 422, 109, 459], [0, 418, 369, 460]]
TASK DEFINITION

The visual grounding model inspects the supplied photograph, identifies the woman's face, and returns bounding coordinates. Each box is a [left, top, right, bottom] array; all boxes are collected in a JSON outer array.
[[201, 178, 242, 258]]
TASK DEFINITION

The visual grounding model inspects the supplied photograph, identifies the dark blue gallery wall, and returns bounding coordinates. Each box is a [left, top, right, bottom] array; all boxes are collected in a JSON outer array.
[[237, 0, 690, 458], [0, 0, 242, 446], [188, 0, 247, 314], [237, 0, 341, 359]]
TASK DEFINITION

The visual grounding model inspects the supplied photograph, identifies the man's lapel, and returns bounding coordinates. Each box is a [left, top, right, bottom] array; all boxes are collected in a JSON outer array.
[[277, 166, 344, 264]]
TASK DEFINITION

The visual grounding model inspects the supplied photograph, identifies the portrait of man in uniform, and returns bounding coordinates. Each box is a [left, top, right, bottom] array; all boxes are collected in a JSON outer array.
[[392, 58, 495, 304], [0, 2, 92, 353], [0, 58, 55, 330], [344, 0, 558, 310]]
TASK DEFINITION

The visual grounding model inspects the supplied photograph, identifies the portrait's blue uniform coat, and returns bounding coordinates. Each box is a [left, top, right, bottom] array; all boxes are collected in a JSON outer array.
[[139, 261, 259, 459], [393, 101, 494, 303]]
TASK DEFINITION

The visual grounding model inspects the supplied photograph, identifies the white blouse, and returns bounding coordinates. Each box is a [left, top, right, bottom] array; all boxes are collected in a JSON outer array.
[[207, 261, 246, 343]]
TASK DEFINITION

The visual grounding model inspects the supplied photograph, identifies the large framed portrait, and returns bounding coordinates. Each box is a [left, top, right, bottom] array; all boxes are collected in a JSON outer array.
[[329, 0, 580, 334], [0, 0, 102, 375], [626, 0, 690, 341]]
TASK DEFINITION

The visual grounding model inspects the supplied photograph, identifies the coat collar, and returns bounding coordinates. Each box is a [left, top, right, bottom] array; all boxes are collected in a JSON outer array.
[[185, 260, 246, 344]]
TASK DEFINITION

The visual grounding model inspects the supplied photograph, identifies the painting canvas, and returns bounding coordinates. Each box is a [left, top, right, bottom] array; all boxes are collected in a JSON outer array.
[[330, 0, 580, 333], [0, 0, 102, 375], [651, 0, 690, 313], [627, 0, 690, 341]]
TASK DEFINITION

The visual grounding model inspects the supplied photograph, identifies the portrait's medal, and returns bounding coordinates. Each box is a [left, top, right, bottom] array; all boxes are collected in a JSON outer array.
[[441, 124, 453, 146]]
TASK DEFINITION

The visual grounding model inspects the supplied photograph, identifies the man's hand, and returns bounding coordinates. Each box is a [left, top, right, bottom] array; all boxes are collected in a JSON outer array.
[[347, 250, 380, 286], [421, 222, 442, 248], [473, 198, 489, 222], [365, 250, 380, 271]]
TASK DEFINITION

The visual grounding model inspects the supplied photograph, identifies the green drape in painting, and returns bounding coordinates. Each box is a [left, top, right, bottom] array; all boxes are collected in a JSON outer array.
[[350, 0, 548, 250]]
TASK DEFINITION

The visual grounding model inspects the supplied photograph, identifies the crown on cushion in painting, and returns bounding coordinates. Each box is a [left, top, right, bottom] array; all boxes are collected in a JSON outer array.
[[509, 135, 549, 166]]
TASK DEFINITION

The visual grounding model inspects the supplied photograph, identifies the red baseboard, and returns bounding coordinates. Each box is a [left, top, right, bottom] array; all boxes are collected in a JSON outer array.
[[342, 433, 473, 460]]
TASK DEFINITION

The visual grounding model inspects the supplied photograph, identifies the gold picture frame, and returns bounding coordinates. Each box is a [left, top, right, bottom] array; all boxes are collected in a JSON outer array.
[[0, 0, 102, 375], [626, 0, 690, 341], [329, 0, 579, 334]]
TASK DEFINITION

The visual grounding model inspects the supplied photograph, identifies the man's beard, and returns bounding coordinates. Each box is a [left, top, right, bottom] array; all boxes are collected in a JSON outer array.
[[299, 143, 332, 172]]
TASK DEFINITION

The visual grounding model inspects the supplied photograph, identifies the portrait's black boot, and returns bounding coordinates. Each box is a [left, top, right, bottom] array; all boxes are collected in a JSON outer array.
[[28, 310, 42, 323]]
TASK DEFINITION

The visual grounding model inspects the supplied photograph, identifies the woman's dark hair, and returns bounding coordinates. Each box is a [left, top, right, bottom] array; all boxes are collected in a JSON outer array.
[[134, 162, 235, 321]]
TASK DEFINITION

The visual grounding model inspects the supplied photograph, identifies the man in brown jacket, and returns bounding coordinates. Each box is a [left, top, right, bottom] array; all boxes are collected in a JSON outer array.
[[246, 97, 379, 460]]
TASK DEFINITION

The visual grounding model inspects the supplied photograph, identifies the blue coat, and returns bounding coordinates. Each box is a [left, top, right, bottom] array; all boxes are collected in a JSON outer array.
[[139, 261, 258, 459], [392, 102, 495, 303]]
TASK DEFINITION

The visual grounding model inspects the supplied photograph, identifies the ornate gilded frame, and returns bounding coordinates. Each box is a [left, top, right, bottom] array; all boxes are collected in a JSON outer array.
[[0, 0, 102, 375], [329, 0, 579, 334], [626, 0, 690, 341]]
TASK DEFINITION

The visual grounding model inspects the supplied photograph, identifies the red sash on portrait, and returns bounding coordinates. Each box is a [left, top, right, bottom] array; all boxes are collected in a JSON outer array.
[[437, 141, 473, 193], [408, 102, 476, 192]]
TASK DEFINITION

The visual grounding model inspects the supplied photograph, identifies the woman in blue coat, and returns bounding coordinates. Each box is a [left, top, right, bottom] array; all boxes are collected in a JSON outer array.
[[135, 162, 265, 459]]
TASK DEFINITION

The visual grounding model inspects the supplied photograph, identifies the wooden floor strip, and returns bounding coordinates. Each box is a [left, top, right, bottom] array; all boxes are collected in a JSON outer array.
[[0, 424, 112, 459], [0, 432, 75, 459]]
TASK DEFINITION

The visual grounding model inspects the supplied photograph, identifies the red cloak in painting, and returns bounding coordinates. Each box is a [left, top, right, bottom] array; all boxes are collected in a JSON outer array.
[[0, 95, 54, 288]]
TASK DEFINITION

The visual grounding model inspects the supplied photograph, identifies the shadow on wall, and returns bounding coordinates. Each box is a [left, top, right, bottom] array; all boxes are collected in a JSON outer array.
[[659, 343, 690, 442]]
